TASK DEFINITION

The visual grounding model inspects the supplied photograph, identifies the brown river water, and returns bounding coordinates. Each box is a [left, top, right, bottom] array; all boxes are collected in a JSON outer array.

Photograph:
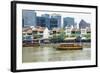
[[22, 43, 91, 63]]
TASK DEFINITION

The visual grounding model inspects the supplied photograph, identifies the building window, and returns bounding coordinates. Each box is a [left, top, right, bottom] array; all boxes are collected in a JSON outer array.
[[32, 31, 37, 34], [27, 33, 32, 35]]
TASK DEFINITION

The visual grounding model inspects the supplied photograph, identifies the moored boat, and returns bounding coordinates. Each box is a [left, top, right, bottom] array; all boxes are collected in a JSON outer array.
[[56, 43, 82, 50], [23, 43, 40, 47]]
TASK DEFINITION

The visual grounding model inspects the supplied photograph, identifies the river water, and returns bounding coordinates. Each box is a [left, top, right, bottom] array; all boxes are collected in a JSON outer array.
[[22, 43, 91, 63]]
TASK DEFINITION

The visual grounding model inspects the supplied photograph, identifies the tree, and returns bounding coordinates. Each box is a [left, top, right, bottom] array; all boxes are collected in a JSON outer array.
[[49, 29, 66, 43]]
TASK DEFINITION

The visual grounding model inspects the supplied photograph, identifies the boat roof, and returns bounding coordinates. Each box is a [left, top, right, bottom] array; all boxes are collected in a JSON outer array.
[[64, 37, 76, 40]]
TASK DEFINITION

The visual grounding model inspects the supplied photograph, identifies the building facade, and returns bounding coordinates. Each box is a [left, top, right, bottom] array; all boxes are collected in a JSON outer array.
[[36, 14, 50, 29], [42, 14, 50, 29], [79, 19, 90, 29], [63, 17, 75, 28], [36, 16, 46, 27], [22, 10, 36, 27], [50, 14, 61, 29]]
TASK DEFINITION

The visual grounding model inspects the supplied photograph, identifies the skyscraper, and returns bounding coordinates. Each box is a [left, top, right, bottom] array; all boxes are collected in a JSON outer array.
[[36, 14, 50, 29], [63, 17, 75, 28], [42, 14, 50, 29], [79, 19, 90, 29], [36, 13, 61, 30], [36, 16, 46, 27], [41, 14, 49, 18], [50, 14, 61, 29], [22, 10, 36, 27]]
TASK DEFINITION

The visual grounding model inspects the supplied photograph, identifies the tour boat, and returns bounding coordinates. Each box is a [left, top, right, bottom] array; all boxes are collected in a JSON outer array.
[[56, 43, 82, 50]]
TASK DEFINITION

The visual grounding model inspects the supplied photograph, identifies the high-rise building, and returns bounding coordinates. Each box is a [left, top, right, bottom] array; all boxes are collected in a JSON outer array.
[[79, 19, 90, 29], [36, 14, 51, 29], [50, 14, 61, 29], [42, 14, 50, 29], [63, 17, 75, 28], [22, 10, 36, 27], [36, 16, 46, 27], [41, 14, 49, 18], [36, 13, 61, 30], [50, 18, 58, 29]]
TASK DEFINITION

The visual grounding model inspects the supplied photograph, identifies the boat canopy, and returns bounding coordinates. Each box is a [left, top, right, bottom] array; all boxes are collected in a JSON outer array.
[[64, 37, 76, 40]]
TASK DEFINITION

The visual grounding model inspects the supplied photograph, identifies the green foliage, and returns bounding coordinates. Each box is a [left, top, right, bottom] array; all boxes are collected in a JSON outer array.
[[83, 34, 91, 39], [70, 34, 76, 37], [33, 35, 42, 39], [50, 29, 66, 43]]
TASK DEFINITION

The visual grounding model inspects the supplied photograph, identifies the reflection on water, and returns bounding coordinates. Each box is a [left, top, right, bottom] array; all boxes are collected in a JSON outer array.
[[22, 43, 91, 63]]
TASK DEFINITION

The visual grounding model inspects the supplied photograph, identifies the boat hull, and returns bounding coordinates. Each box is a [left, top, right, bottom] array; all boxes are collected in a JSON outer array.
[[57, 47, 82, 50], [56, 43, 83, 50], [23, 43, 40, 47]]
